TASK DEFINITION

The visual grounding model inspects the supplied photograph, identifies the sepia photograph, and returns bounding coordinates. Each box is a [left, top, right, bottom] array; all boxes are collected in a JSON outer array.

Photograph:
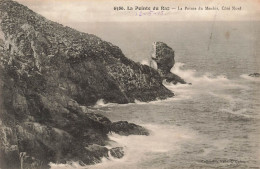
[[0, 0, 259, 168]]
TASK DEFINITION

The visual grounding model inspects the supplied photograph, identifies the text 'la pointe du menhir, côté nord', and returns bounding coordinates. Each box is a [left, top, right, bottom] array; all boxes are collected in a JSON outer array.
[[114, 5, 242, 11]]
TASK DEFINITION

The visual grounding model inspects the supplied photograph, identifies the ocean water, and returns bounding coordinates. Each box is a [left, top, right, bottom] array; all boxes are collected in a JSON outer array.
[[51, 21, 260, 169]]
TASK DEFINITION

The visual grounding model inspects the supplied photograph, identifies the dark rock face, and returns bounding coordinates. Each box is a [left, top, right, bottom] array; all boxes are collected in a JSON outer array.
[[152, 42, 175, 75], [152, 42, 186, 84], [0, 0, 175, 168], [111, 121, 149, 136], [85, 144, 109, 160], [249, 73, 260, 77], [110, 147, 124, 159]]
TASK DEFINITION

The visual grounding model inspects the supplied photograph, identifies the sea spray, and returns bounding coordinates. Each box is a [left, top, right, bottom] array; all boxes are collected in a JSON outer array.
[[93, 99, 119, 108], [49, 124, 196, 169], [170, 62, 248, 90], [50, 161, 87, 169], [95, 99, 106, 107], [88, 124, 196, 169]]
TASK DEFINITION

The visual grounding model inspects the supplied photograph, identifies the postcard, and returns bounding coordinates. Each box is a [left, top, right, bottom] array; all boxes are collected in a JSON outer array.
[[0, 0, 259, 168]]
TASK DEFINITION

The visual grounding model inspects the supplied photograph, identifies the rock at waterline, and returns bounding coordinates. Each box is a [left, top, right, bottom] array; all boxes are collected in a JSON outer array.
[[85, 144, 109, 159], [111, 121, 149, 136], [151, 42, 186, 84], [249, 73, 260, 77], [164, 72, 187, 84], [110, 147, 124, 159]]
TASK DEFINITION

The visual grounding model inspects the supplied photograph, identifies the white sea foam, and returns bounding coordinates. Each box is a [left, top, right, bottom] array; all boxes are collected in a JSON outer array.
[[95, 99, 106, 107], [165, 63, 255, 120], [93, 99, 118, 108], [50, 124, 196, 169], [50, 161, 87, 169], [166, 62, 248, 93], [171, 62, 243, 88], [88, 124, 196, 169]]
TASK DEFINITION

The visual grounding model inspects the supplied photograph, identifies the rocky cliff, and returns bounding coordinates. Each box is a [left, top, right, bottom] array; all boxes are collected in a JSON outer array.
[[152, 42, 186, 84], [0, 0, 174, 168]]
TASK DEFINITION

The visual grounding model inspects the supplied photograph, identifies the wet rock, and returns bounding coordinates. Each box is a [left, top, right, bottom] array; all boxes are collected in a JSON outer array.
[[110, 147, 124, 159], [164, 73, 186, 84], [85, 144, 109, 159], [152, 42, 175, 74], [249, 73, 260, 77], [86, 112, 112, 127], [111, 121, 149, 136], [152, 42, 186, 84]]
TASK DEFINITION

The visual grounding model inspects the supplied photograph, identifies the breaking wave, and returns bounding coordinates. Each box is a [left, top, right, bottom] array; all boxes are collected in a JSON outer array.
[[170, 62, 247, 89], [50, 162, 86, 169], [94, 99, 106, 107], [50, 124, 196, 169], [161, 62, 247, 101], [88, 124, 196, 169]]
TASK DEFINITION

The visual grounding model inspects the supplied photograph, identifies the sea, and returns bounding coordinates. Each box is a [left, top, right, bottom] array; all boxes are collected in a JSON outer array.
[[51, 21, 260, 169]]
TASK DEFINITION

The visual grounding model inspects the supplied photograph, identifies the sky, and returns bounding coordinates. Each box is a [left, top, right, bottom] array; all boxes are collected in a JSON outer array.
[[15, 0, 260, 23]]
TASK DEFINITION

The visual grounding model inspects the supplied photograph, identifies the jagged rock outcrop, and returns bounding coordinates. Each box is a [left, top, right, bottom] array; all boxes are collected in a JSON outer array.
[[111, 121, 149, 136], [152, 42, 186, 84], [110, 147, 124, 159], [0, 0, 174, 168]]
